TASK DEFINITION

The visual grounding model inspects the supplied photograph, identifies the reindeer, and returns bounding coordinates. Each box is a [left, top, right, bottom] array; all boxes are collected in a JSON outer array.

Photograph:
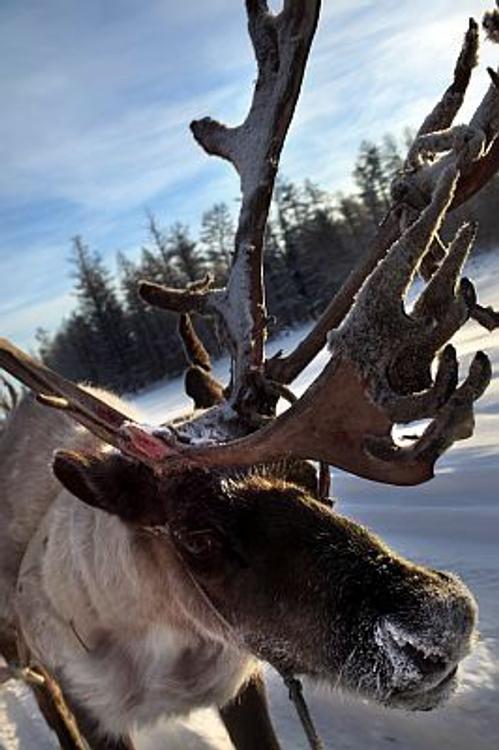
[[1, 2, 498, 749]]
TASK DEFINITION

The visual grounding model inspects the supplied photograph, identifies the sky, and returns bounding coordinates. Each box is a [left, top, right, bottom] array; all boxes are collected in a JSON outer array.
[[0, 0, 496, 350]]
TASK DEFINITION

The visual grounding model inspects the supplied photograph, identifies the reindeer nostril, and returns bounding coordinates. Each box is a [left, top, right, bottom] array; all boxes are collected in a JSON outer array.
[[376, 618, 452, 682], [395, 640, 448, 677]]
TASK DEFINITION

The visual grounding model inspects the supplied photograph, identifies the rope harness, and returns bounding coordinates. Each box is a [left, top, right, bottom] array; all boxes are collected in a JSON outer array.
[[277, 670, 325, 750]]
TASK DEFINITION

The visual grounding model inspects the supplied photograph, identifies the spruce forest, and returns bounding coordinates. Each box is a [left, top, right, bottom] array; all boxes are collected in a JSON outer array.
[[37, 132, 499, 394]]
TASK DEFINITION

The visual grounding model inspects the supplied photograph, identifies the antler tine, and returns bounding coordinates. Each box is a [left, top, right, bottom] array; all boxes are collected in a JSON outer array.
[[326, 167, 459, 394], [412, 222, 477, 322], [321, 166, 487, 432], [473, 303, 499, 331], [0, 339, 179, 467], [138, 282, 217, 316], [353, 166, 458, 305], [0, 338, 121, 443], [385, 223, 477, 399], [365, 351, 491, 469], [414, 62, 499, 202], [178, 313, 212, 373], [405, 17, 479, 166], [141, 0, 321, 407], [339, 214, 477, 407], [380, 345, 458, 425], [418, 351, 491, 451], [392, 277, 475, 393]]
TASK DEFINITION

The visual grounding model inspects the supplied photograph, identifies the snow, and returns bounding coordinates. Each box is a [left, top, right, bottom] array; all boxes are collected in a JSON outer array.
[[2, 258, 499, 749]]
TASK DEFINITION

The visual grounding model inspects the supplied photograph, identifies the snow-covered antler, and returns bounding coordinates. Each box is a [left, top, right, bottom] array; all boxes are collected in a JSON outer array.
[[140, 0, 320, 407], [266, 14, 499, 385], [0, 166, 491, 485], [0, 2, 496, 487]]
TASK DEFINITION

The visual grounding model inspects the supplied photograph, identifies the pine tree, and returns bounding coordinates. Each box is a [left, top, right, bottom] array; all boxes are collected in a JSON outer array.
[[264, 223, 302, 330], [200, 203, 234, 283], [71, 237, 132, 390], [117, 253, 168, 387], [144, 214, 179, 286], [168, 223, 205, 283], [353, 141, 391, 225], [381, 133, 404, 182], [273, 179, 312, 308]]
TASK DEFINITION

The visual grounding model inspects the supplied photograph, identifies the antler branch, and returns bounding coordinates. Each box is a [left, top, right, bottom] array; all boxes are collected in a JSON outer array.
[[405, 17, 479, 162], [267, 17, 499, 385], [0, 339, 181, 466], [140, 0, 320, 406]]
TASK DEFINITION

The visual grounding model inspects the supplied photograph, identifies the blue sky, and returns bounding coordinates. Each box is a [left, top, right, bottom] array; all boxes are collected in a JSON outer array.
[[0, 0, 496, 349]]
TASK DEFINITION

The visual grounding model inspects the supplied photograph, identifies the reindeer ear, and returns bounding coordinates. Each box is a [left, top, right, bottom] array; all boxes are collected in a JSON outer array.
[[52, 450, 158, 523]]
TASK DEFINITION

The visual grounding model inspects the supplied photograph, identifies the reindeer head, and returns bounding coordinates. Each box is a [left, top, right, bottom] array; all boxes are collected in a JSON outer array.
[[52, 449, 476, 712]]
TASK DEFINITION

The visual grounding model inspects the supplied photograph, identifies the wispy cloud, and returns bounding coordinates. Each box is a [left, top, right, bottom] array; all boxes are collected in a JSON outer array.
[[0, 0, 494, 348], [1, 292, 74, 349]]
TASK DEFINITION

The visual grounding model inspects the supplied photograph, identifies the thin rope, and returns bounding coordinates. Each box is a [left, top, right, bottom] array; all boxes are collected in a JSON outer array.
[[278, 670, 325, 750]]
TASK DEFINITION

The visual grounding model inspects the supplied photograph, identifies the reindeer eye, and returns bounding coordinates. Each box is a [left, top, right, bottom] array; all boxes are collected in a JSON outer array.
[[173, 528, 223, 561]]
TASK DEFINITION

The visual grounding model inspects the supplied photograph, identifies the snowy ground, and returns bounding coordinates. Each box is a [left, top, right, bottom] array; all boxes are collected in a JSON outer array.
[[1, 257, 498, 749]]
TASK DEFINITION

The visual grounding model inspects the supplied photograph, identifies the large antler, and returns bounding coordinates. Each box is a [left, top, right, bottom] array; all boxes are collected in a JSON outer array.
[[156, 166, 491, 485], [266, 16, 499, 385], [0, 3, 496, 486], [0, 165, 492, 485]]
